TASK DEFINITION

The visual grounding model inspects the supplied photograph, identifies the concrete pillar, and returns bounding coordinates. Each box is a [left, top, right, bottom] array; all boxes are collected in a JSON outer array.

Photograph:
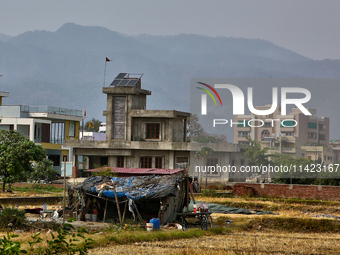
[[169, 151, 174, 169], [126, 95, 132, 142], [73, 149, 77, 167], [108, 156, 115, 167], [168, 119, 173, 142], [106, 94, 113, 141], [30, 120, 35, 141]]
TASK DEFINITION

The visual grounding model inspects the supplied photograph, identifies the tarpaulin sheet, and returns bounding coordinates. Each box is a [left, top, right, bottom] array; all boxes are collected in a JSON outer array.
[[76, 174, 184, 201], [188, 201, 276, 215]]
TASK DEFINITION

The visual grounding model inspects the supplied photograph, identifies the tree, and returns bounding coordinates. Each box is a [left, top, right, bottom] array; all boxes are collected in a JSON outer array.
[[83, 118, 102, 132], [29, 158, 58, 182], [187, 114, 227, 143], [194, 134, 227, 143], [243, 139, 271, 167], [0, 130, 46, 191], [187, 114, 205, 141], [195, 146, 214, 190]]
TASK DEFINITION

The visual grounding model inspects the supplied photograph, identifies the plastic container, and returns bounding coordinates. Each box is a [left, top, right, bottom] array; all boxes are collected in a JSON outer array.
[[93, 209, 98, 215], [193, 204, 197, 213], [196, 204, 201, 213], [202, 204, 209, 213], [85, 214, 91, 222], [146, 223, 153, 231], [150, 218, 160, 230], [91, 214, 97, 222]]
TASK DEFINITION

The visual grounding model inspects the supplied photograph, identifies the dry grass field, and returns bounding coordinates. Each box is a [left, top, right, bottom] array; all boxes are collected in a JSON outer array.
[[2, 194, 340, 254]]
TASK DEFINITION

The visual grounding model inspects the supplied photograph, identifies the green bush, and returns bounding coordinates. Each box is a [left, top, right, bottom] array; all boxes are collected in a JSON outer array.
[[28, 223, 94, 255], [0, 208, 26, 230], [0, 231, 27, 254]]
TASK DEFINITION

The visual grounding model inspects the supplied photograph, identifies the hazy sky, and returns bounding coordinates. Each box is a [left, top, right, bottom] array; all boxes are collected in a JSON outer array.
[[1, 0, 340, 60]]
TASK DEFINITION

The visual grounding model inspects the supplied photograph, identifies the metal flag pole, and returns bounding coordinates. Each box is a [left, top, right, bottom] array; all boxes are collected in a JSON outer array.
[[103, 57, 111, 87]]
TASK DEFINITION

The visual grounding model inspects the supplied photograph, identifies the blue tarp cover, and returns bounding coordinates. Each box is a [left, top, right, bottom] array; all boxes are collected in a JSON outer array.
[[77, 174, 184, 201]]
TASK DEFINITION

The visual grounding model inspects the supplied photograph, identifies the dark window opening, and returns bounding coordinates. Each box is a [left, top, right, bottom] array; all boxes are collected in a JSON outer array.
[[48, 155, 60, 167], [140, 156, 152, 168], [146, 123, 160, 139], [155, 157, 162, 168], [117, 156, 124, 168], [206, 158, 218, 175]]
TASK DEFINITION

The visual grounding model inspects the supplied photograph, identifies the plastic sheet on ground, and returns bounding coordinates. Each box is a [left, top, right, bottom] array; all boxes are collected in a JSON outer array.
[[76, 174, 184, 201], [188, 201, 276, 215]]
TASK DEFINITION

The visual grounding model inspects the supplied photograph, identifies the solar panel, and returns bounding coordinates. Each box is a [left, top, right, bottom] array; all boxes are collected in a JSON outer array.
[[110, 79, 121, 86], [109, 73, 143, 87], [119, 79, 130, 86], [116, 73, 127, 79], [127, 79, 138, 86]]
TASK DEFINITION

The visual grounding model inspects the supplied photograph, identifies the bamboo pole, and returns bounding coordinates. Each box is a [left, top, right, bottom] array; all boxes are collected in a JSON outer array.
[[189, 183, 196, 204], [103, 200, 108, 223], [186, 177, 190, 212], [114, 185, 122, 224], [132, 201, 143, 222], [122, 201, 128, 224]]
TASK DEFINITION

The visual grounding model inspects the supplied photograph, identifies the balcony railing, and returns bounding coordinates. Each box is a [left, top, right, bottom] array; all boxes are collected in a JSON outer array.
[[29, 106, 82, 117]]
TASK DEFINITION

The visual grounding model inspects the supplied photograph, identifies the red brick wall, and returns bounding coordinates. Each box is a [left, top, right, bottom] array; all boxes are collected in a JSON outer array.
[[233, 183, 340, 201]]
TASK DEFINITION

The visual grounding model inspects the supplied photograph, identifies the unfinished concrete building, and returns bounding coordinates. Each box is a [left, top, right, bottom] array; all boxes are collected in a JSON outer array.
[[65, 73, 247, 182], [65, 73, 191, 170]]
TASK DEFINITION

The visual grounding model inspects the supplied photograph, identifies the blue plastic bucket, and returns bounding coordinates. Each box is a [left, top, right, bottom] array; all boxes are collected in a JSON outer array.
[[149, 218, 160, 230]]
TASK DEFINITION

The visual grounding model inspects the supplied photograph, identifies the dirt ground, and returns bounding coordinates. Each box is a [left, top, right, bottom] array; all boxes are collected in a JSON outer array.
[[88, 231, 340, 255]]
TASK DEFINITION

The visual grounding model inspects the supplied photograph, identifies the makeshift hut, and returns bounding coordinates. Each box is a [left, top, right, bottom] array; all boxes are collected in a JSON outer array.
[[74, 168, 189, 224]]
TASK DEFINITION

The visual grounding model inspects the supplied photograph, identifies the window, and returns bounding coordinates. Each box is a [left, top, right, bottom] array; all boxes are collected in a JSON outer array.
[[69, 121, 75, 137], [308, 156, 311, 160], [238, 131, 250, 137], [34, 123, 41, 142], [48, 155, 60, 167], [206, 158, 218, 175], [281, 120, 296, 127], [319, 134, 326, 140], [308, 132, 317, 139], [261, 130, 270, 136], [237, 121, 250, 127], [51, 122, 65, 144], [146, 123, 160, 139], [319, 124, 326, 131], [140, 157, 152, 168], [264, 122, 272, 127], [240, 159, 245, 166], [155, 157, 163, 168], [308, 122, 317, 129], [117, 156, 124, 168], [282, 132, 294, 136]]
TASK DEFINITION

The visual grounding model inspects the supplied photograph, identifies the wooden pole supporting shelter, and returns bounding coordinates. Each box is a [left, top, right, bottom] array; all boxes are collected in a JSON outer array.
[[189, 183, 196, 204], [186, 177, 190, 211], [114, 185, 122, 224], [132, 200, 143, 222], [122, 201, 128, 224], [103, 200, 108, 223]]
